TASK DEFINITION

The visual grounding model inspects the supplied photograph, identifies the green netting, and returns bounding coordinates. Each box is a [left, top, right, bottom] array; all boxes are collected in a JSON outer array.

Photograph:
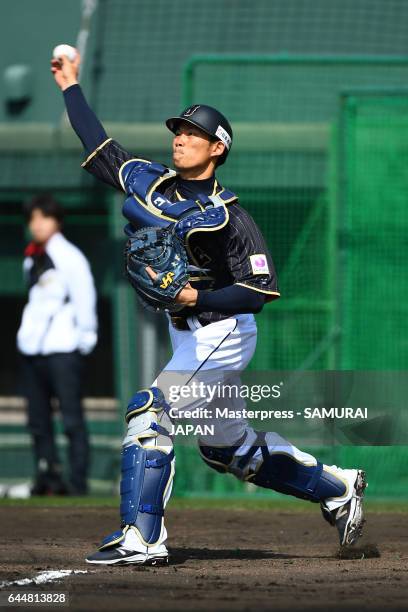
[[91, 0, 408, 122], [184, 57, 408, 122], [338, 93, 408, 369], [239, 189, 334, 371], [335, 447, 408, 499]]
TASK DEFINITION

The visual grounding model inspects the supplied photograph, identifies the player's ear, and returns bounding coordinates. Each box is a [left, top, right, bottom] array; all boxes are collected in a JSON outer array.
[[210, 140, 226, 163]]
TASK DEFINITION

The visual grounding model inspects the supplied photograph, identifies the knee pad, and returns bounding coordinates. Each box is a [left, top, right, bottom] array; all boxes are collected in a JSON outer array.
[[122, 387, 171, 447], [199, 430, 347, 503], [199, 432, 249, 479], [99, 387, 174, 551]]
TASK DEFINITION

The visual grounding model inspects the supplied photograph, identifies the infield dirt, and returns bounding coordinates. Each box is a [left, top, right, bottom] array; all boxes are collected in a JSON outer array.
[[0, 506, 407, 611]]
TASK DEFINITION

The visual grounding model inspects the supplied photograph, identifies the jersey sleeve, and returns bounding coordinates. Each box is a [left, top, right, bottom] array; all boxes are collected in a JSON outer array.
[[226, 207, 280, 301], [81, 139, 151, 191]]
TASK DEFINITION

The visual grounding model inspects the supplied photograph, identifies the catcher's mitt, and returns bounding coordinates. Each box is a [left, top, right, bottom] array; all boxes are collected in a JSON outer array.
[[124, 226, 190, 312]]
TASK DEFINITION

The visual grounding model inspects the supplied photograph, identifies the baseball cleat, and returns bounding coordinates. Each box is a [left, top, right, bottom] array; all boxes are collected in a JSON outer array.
[[87, 525, 170, 566], [320, 469, 367, 546], [86, 546, 169, 566]]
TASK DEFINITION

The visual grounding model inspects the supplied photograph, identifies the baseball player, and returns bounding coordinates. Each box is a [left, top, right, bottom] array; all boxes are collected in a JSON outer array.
[[51, 52, 366, 566]]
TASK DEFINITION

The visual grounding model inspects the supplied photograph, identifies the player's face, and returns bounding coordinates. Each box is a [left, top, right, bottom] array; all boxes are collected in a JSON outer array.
[[172, 122, 224, 173], [28, 209, 60, 244]]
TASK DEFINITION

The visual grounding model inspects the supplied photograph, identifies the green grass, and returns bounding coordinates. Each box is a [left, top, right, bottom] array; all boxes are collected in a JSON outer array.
[[0, 495, 407, 513], [0, 496, 118, 508]]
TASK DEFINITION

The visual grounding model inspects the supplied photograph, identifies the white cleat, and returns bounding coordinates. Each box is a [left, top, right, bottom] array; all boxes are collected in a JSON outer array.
[[321, 469, 367, 546], [86, 545, 168, 565], [86, 525, 169, 565]]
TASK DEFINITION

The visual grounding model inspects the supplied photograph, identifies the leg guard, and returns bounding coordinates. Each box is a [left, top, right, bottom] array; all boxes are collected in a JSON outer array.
[[100, 387, 174, 551], [199, 429, 348, 503]]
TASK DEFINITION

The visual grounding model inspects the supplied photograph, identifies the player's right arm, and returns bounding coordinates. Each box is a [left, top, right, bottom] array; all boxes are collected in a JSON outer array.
[[51, 53, 136, 191]]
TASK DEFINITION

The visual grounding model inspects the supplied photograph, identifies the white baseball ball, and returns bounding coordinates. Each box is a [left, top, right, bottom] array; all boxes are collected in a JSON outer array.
[[52, 44, 77, 62]]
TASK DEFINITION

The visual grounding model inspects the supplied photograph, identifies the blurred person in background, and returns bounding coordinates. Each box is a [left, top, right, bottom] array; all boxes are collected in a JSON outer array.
[[17, 194, 98, 496]]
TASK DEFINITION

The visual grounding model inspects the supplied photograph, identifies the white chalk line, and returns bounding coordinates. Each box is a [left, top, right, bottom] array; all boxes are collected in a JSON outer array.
[[0, 569, 87, 589]]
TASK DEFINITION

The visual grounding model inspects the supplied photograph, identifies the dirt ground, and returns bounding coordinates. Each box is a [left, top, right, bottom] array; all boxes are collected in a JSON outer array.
[[0, 506, 407, 611]]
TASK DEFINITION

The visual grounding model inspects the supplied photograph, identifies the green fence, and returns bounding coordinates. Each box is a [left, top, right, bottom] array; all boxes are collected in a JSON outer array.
[[182, 55, 408, 121], [337, 91, 408, 369]]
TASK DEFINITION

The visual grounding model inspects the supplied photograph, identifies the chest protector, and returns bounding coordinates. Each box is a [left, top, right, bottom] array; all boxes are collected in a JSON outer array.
[[119, 159, 237, 240]]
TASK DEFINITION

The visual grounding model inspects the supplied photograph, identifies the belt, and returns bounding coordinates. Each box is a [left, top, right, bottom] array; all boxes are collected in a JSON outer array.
[[170, 315, 210, 331]]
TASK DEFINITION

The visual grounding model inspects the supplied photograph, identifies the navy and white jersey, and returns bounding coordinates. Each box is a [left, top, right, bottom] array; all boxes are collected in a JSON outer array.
[[17, 232, 98, 355], [82, 139, 280, 322]]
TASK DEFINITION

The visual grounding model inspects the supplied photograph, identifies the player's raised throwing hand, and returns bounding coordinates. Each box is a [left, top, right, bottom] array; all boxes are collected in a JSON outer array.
[[50, 49, 80, 91]]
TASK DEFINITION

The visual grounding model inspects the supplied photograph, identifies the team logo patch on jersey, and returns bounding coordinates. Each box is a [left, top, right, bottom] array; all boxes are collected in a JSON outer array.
[[250, 254, 269, 275]]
